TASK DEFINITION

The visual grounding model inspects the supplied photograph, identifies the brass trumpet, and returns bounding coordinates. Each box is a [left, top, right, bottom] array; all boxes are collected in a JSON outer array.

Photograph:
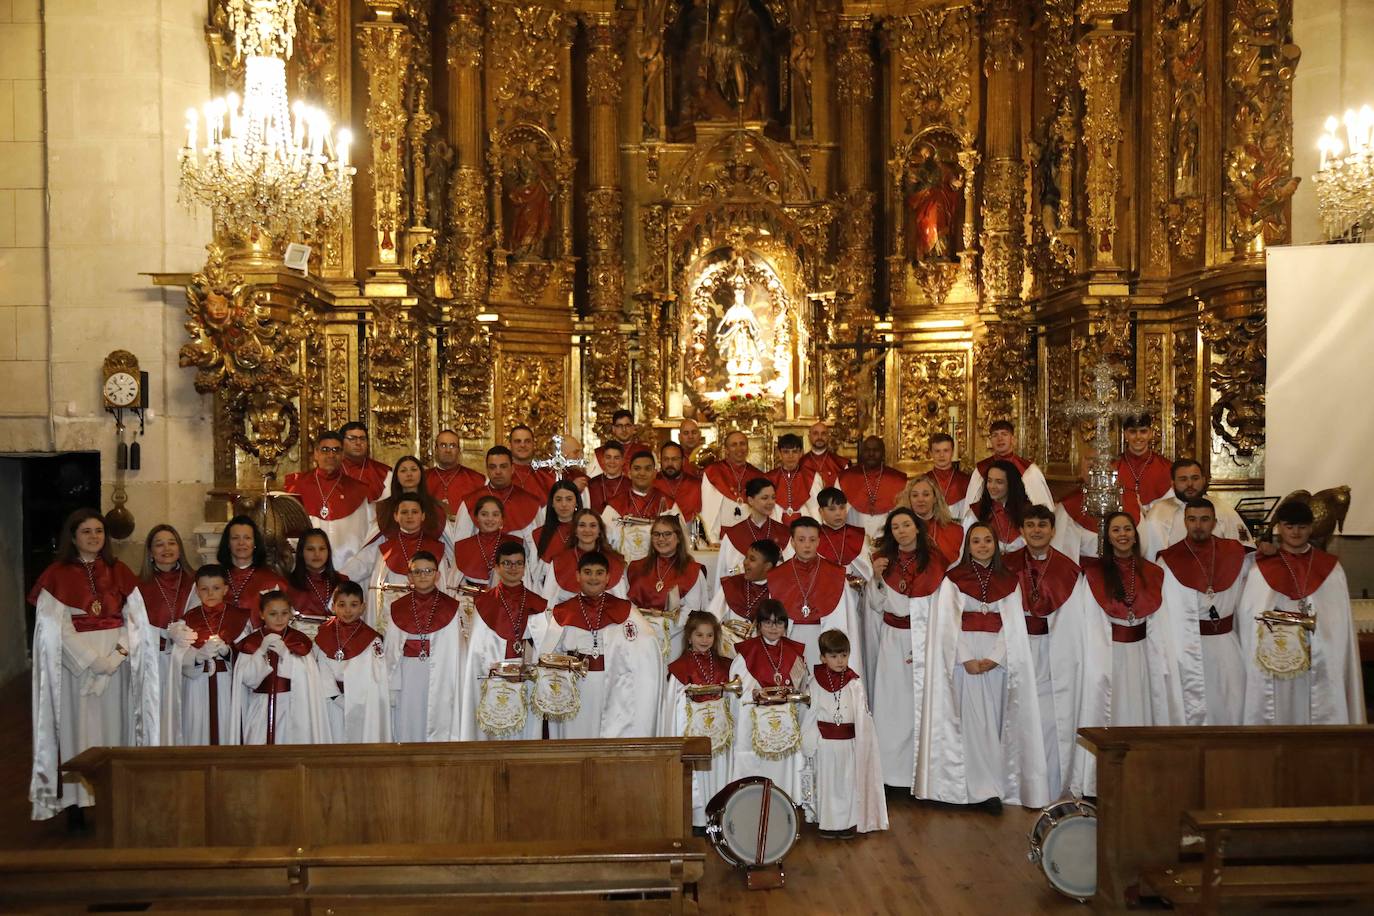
[[537, 652, 590, 676], [684, 676, 743, 698], [618, 515, 655, 526], [370, 583, 414, 594], [721, 618, 754, 641], [748, 685, 811, 707], [478, 660, 535, 682], [456, 582, 485, 597], [1257, 609, 1317, 632]]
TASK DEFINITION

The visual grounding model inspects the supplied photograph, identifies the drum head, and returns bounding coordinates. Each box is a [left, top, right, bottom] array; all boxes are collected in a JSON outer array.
[[1040, 815, 1097, 900], [718, 782, 798, 866]]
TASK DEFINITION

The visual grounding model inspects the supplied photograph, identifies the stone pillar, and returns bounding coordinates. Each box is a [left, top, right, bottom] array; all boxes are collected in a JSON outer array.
[[583, 14, 629, 440]]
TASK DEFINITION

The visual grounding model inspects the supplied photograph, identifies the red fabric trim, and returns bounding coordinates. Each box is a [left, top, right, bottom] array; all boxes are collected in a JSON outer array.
[[667, 650, 731, 687], [654, 475, 702, 521], [720, 574, 770, 619], [811, 664, 860, 692], [313, 616, 381, 660], [881, 549, 946, 598], [389, 591, 461, 634], [284, 468, 370, 519], [29, 559, 137, 617], [461, 485, 542, 532], [736, 636, 804, 686], [426, 463, 485, 514], [817, 721, 856, 740], [767, 558, 848, 624], [1158, 537, 1248, 593], [1083, 557, 1165, 621], [1115, 451, 1173, 506], [627, 560, 705, 610], [1004, 547, 1081, 617], [946, 563, 1019, 603], [722, 516, 791, 555], [766, 466, 818, 515], [800, 450, 850, 488], [817, 524, 867, 567], [837, 465, 907, 516], [1256, 548, 1339, 599], [182, 604, 251, 648], [960, 611, 1003, 633], [929, 467, 972, 506], [340, 457, 391, 501], [703, 460, 765, 503], [235, 626, 313, 657], [551, 593, 633, 628], [137, 568, 194, 628], [379, 532, 447, 576], [975, 452, 1032, 477]]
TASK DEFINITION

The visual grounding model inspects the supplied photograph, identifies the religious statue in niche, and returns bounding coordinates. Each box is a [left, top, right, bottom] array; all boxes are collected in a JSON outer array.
[[686, 251, 792, 404], [1031, 133, 1064, 234], [668, 0, 780, 136], [503, 146, 555, 260], [640, 0, 670, 139], [901, 137, 964, 264], [716, 260, 765, 387]]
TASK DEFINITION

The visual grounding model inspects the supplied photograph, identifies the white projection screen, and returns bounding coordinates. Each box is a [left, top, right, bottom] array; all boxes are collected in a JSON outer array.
[[1266, 243, 1374, 535]]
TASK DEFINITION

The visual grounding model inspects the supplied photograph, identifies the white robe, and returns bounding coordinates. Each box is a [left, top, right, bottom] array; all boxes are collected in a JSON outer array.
[[802, 677, 887, 832], [771, 471, 823, 523], [29, 591, 159, 818], [383, 612, 464, 742], [459, 609, 541, 741], [1139, 493, 1252, 561], [453, 499, 543, 542], [865, 575, 945, 788], [229, 635, 329, 744], [1025, 576, 1092, 802], [313, 636, 391, 743], [162, 621, 253, 747], [707, 579, 766, 657], [714, 533, 793, 591], [1160, 558, 1252, 726], [602, 500, 681, 562], [1051, 508, 1100, 562], [915, 584, 1049, 809], [966, 461, 1055, 510], [538, 563, 629, 606], [124, 587, 199, 728], [340, 533, 457, 632], [700, 475, 749, 544], [786, 583, 861, 676], [537, 609, 664, 738], [728, 651, 812, 818], [1238, 561, 1366, 726], [658, 674, 737, 826]]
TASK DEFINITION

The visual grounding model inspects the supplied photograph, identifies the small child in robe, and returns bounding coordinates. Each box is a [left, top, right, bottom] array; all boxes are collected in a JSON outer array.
[[230, 591, 328, 744], [802, 629, 887, 838], [164, 565, 252, 746], [658, 611, 736, 829], [313, 581, 390, 743], [383, 551, 465, 742]]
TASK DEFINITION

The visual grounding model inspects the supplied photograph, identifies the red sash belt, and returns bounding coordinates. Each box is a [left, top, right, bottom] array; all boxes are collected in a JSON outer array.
[[961, 611, 1003, 633], [202, 658, 229, 673], [817, 721, 856, 740], [1111, 622, 1147, 643], [574, 653, 607, 673], [1024, 615, 1050, 636], [1199, 616, 1234, 636], [402, 638, 432, 657], [70, 614, 124, 632], [882, 611, 911, 629], [253, 674, 291, 694]]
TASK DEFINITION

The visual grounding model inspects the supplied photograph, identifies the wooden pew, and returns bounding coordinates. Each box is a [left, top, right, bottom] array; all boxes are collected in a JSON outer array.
[[1078, 725, 1374, 907], [0, 738, 711, 912], [1140, 806, 1374, 914]]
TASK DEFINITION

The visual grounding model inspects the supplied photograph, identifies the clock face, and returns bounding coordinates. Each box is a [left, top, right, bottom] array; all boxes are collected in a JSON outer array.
[[103, 371, 139, 407]]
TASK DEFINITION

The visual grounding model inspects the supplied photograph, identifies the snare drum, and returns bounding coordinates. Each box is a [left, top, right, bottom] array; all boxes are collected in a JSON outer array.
[[1027, 799, 1097, 902], [705, 777, 801, 868]]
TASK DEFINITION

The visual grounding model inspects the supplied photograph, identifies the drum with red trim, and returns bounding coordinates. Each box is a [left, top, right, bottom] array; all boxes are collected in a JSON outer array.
[[705, 776, 800, 869]]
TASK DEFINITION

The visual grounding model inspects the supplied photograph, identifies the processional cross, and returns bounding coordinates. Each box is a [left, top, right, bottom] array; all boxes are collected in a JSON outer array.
[[1062, 356, 1145, 553], [825, 325, 891, 367], [532, 434, 587, 481]]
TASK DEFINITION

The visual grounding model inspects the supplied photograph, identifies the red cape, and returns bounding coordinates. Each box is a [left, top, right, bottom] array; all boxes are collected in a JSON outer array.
[[341, 456, 392, 502], [703, 460, 765, 504], [426, 463, 486, 515], [390, 591, 461, 634], [1116, 451, 1173, 506], [667, 651, 732, 687], [736, 636, 805, 687], [766, 466, 818, 519], [721, 516, 791, 555], [285, 468, 371, 520], [628, 559, 706, 611], [1158, 537, 1248, 593], [767, 557, 847, 624], [655, 474, 702, 521], [1004, 547, 1080, 617], [136, 568, 194, 628], [551, 593, 633, 628], [461, 484, 542, 533], [838, 465, 907, 516], [1255, 548, 1339, 599], [800, 450, 850, 488], [929, 467, 972, 506], [313, 616, 381, 660], [1083, 557, 1165, 621], [720, 574, 770, 618], [947, 562, 1020, 603], [818, 524, 867, 567], [881, 549, 946, 598], [30, 558, 138, 617]]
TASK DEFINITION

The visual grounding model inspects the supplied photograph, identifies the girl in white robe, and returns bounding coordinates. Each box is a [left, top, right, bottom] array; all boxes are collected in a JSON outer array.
[[382, 551, 465, 742], [962, 461, 1032, 554], [627, 516, 709, 658], [125, 524, 199, 724], [460, 541, 548, 741], [29, 509, 157, 820], [917, 523, 1049, 810], [714, 478, 793, 589], [312, 581, 391, 743], [1156, 504, 1252, 726], [1238, 502, 1365, 726], [659, 612, 737, 827], [450, 496, 524, 591], [536, 552, 663, 738], [530, 481, 581, 591], [341, 496, 454, 630], [163, 565, 254, 747], [538, 509, 629, 604], [229, 592, 329, 744], [866, 508, 949, 789], [728, 600, 812, 818], [1065, 512, 1185, 796], [803, 629, 887, 835]]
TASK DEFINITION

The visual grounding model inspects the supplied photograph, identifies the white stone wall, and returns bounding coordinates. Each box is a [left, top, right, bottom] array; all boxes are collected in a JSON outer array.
[[1292, 0, 1374, 245], [0, 0, 215, 565]]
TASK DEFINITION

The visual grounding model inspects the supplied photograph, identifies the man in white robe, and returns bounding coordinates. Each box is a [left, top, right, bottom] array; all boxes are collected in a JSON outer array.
[[1139, 458, 1252, 560], [284, 430, 375, 569], [700, 430, 765, 542]]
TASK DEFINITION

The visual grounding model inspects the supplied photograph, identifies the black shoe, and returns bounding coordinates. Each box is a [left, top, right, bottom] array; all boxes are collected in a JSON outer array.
[[65, 806, 87, 832], [981, 797, 1004, 815]]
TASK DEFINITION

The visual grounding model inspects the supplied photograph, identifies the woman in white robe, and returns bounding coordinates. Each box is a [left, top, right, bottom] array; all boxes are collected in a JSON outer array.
[[229, 592, 329, 744], [311, 581, 390, 743], [627, 515, 709, 658], [529, 481, 582, 590], [659, 612, 737, 827], [29, 509, 157, 820], [538, 509, 629, 605], [917, 523, 1049, 810], [125, 524, 199, 721], [866, 507, 949, 789], [961, 461, 1030, 554], [728, 599, 813, 818]]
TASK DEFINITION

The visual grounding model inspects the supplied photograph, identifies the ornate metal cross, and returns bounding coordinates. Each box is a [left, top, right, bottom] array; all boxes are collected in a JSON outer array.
[[1062, 355, 1145, 519], [532, 434, 587, 481], [825, 324, 891, 368]]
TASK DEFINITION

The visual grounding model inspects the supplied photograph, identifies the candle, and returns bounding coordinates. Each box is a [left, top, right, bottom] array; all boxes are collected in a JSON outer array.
[[337, 129, 351, 168], [184, 109, 197, 151]]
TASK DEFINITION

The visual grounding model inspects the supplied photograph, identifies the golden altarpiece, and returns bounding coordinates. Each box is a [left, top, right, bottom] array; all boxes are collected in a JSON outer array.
[[157, 0, 1297, 515]]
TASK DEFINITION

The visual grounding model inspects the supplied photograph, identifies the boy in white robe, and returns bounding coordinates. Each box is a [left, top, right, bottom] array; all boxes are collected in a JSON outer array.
[[163, 565, 253, 747], [383, 551, 465, 742], [341, 495, 454, 630], [313, 581, 390, 743], [767, 519, 859, 673], [708, 539, 780, 656], [1238, 501, 1365, 726], [536, 551, 664, 738], [461, 540, 548, 741], [230, 591, 328, 744], [1157, 498, 1251, 726], [803, 629, 887, 837]]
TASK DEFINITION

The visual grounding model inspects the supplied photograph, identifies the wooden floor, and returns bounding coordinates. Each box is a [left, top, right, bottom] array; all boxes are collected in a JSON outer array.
[[0, 674, 1086, 915]]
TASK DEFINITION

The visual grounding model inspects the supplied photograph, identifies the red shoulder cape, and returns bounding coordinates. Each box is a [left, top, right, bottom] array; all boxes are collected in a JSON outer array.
[[838, 465, 907, 516], [1158, 537, 1248, 593], [736, 636, 805, 687], [767, 558, 847, 624], [1083, 557, 1165, 621], [1004, 547, 1081, 616], [313, 616, 382, 660], [1255, 548, 1339, 599]]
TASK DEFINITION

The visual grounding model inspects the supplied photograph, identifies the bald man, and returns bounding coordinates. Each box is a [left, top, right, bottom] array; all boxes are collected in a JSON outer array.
[[700, 430, 763, 542], [800, 421, 850, 488], [678, 418, 705, 478], [836, 436, 908, 540]]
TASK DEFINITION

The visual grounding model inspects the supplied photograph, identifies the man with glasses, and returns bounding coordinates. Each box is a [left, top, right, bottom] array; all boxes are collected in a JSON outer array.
[[285, 430, 374, 567], [339, 421, 392, 502], [427, 429, 485, 539], [590, 410, 653, 475]]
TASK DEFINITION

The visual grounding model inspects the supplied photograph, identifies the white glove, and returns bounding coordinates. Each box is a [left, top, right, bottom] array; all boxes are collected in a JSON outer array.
[[204, 635, 230, 658], [261, 633, 287, 656], [89, 650, 126, 676], [168, 620, 196, 649]]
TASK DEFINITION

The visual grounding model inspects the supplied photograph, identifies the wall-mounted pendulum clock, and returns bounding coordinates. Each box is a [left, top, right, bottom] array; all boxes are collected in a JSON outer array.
[[102, 350, 148, 539]]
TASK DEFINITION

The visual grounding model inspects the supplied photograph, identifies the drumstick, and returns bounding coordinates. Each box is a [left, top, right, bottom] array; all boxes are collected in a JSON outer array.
[[754, 777, 773, 867]]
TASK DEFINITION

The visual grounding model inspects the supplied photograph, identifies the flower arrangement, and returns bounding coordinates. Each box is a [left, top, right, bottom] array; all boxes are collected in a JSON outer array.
[[709, 389, 779, 427]]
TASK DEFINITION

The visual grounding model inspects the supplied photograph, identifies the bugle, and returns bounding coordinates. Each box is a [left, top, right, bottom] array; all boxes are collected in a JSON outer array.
[[1257, 609, 1317, 632], [684, 675, 743, 698], [748, 684, 811, 707], [721, 618, 754, 641], [477, 660, 535, 682], [369, 583, 414, 594], [537, 652, 589, 676]]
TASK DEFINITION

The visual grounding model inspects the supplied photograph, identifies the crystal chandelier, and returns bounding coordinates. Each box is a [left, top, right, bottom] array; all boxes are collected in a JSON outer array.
[[1314, 105, 1374, 241], [179, 0, 354, 247]]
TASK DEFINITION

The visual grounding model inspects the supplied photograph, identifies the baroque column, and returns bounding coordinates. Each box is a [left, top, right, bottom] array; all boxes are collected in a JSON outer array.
[[828, 16, 876, 444], [357, 0, 414, 290], [975, 0, 1028, 429], [444, 0, 493, 448], [584, 14, 630, 439], [1076, 1, 1132, 275]]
